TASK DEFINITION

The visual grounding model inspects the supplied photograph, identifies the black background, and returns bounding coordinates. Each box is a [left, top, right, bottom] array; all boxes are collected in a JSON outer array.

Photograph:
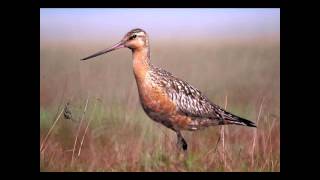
[[2, 0, 311, 178]]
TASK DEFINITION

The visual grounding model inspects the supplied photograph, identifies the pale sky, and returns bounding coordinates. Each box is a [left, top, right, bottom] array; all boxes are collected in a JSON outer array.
[[40, 8, 280, 42]]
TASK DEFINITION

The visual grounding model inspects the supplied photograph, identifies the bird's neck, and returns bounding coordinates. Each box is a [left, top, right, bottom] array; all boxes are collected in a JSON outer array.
[[132, 47, 151, 82]]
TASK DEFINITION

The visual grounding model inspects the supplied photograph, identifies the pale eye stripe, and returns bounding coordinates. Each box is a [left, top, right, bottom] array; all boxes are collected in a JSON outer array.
[[135, 32, 145, 36]]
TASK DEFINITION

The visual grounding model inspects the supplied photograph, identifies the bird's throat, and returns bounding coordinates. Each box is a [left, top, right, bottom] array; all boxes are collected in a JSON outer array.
[[132, 48, 150, 83]]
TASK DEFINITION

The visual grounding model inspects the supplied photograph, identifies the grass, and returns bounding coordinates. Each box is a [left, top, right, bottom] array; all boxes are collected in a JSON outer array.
[[40, 101, 279, 171], [40, 36, 280, 172]]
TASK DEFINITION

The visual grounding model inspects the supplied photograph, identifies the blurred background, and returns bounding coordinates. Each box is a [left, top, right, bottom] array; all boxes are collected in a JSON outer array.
[[40, 8, 280, 172]]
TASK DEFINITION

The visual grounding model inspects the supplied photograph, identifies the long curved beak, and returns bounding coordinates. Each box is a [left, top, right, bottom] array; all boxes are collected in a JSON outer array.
[[81, 41, 125, 61]]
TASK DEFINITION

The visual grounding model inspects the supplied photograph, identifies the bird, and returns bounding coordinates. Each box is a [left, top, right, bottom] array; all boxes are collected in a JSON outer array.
[[81, 28, 256, 151]]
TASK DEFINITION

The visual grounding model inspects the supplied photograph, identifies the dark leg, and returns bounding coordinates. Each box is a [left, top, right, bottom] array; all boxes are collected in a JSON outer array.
[[176, 131, 188, 151]]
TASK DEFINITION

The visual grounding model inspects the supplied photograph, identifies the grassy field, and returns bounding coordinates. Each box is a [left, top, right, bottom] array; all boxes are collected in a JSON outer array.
[[40, 36, 280, 172]]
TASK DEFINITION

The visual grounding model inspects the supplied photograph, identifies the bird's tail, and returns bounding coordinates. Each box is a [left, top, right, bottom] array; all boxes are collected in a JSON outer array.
[[221, 112, 257, 127], [227, 117, 257, 127]]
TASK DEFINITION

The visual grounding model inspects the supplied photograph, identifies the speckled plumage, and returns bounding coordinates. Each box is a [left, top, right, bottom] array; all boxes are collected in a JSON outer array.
[[81, 28, 256, 151], [144, 65, 255, 131]]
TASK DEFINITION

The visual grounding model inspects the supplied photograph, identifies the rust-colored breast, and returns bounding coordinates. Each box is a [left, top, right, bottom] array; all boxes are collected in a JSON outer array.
[[136, 74, 193, 130], [138, 76, 176, 115]]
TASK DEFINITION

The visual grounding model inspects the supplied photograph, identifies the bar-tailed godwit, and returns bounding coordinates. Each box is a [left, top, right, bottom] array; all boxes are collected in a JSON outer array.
[[81, 28, 256, 151]]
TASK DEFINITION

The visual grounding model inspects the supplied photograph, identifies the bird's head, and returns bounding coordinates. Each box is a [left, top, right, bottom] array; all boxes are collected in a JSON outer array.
[[81, 28, 149, 61]]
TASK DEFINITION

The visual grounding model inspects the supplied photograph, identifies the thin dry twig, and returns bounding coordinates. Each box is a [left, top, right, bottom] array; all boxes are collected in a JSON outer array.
[[71, 95, 89, 166], [221, 95, 233, 171], [213, 134, 221, 153], [221, 95, 228, 168], [78, 98, 99, 157], [213, 95, 228, 153], [40, 108, 64, 153], [77, 117, 91, 157], [41, 78, 68, 152], [209, 95, 230, 170], [251, 97, 264, 168], [40, 78, 68, 153]]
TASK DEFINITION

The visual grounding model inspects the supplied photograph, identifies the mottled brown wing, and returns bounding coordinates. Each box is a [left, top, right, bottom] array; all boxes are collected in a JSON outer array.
[[151, 66, 220, 119], [166, 77, 218, 118], [150, 66, 256, 128]]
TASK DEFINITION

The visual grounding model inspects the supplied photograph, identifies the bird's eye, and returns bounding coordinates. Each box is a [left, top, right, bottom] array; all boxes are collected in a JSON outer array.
[[130, 35, 137, 40]]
